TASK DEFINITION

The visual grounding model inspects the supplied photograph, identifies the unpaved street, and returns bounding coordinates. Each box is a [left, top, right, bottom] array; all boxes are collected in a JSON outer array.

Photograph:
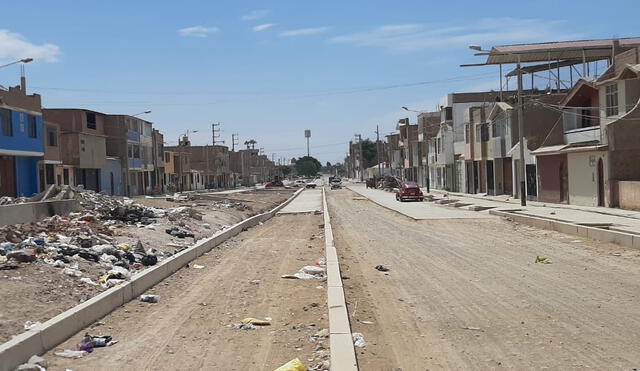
[[45, 213, 329, 371], [328, 188, 640, 370]]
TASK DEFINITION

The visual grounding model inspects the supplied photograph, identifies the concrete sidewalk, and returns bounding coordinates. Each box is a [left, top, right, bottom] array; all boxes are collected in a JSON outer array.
[[428, 189, 640, 237], [347, 185, 491, 220], [277, 189, 323, 214]]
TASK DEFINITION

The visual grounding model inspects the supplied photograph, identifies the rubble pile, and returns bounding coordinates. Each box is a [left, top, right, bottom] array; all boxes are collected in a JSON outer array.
[[0, 196, 29, 205]]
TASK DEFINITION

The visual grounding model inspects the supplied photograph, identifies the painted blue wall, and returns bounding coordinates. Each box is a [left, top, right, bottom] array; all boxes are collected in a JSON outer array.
[[0, 110, 44, 153], [15, 156, 39, 196], [100, 158, 124, 195]]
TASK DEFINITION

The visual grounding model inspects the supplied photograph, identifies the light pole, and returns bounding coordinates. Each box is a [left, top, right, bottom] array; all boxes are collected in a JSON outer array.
[[130, 110, 152, 117], [466, 45, 526, 206], [0, 58, 33, 69]]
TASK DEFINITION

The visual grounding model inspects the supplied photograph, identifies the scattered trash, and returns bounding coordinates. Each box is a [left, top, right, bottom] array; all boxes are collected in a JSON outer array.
[[314, 329, 329, 338], [374, 265, 390, 272], [7, 249, 37, 263], [140, 294, 160, 303], [242, 317, 271, 326], [462, 326, 483, 331], [24, 321, 41, 330], [54, 349, 88, 358], [193, 264, 205, 269], [360, 320, 374, 325], [352, 332, 367, 348], [63, 267, 83, 277], [229, 323, 258, 330], [274, 358, 306, 371], [17, 354, 48, 370], [535, 256, 552, 264], [165, 227, 195, 239], [611, 252, 622, 256], [249, 279, 261, 284], [282, 265, 326, 280], [571, 240, 582, 243], [80, 277, 99, 286]]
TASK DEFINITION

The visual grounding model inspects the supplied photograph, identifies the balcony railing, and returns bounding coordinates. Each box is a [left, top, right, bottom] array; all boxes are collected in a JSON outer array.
[[564, 126, 601, 145]]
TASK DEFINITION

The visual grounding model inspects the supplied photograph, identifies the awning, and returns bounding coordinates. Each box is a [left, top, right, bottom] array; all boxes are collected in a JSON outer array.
[[0, 149, 44, 157], [562, 144, 608, 153], [531, 144, 568, 156]]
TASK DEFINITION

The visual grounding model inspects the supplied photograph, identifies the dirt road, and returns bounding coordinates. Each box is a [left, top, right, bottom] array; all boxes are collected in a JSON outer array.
[[45, 213, 329, 371], [328, 188, 640, 370]]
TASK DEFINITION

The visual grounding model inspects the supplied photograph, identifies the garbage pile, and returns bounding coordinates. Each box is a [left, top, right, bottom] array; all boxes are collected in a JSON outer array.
[[0, 195, 29, 205], [379, 176, 401, 191], [0, 211, 168, 288]]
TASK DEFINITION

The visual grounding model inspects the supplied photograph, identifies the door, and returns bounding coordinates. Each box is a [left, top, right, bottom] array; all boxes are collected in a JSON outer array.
[[503, 159, 513, 195], [559, 160, 568, 203], [110, 172, 114, 196], [0, 156, 16, 197], [487, 160, 495, 195], [63, 168, 69, 185], [597, 158, 604, 207], [526, 164, 537, 198]]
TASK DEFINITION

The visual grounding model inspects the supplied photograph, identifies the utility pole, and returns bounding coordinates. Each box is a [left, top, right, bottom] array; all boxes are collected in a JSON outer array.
[[517, 61, 527, 206], [375, 125, 381, 180], [355, 134, 364, 182], [212, 122, 223, 188]]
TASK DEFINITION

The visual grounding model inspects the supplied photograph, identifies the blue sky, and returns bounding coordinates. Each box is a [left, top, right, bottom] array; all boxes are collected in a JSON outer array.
[[0, 0, 637, 163]]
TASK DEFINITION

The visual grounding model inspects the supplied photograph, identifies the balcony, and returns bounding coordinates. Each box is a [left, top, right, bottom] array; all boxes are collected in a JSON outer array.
[[564, 126, 601, 145], [128, 158, 143, 169], [127, 130, 140, 142]]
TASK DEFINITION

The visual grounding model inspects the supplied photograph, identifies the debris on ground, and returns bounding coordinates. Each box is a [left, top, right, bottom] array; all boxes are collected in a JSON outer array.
[[192, 264, 205, 269], [274, 358, 306, 371], [23, 321, 41, 330], [241, 317, 271, 326], [375, 264, 390, 272], [535, 256, 552, 264], [282, 265, 326, 280], [462, 326, 483, 331], [352, 332, 367, 348], [140, 294, 160, 303], [15, 354, 48, 370], [54, 349, 88, 358]]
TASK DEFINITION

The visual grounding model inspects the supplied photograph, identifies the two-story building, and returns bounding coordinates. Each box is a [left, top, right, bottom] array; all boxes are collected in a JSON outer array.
[[40, 121, 62, 191], [0, 85, 44, 196], [42, 108, 107, 192]]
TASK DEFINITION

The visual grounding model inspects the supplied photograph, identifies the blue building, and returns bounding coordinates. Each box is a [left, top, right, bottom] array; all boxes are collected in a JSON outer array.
[[100, 157, 123, 195], [0, 85, 44, 197]]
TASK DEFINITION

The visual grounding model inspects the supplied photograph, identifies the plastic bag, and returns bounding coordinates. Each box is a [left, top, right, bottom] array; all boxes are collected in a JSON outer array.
[[274, 358, 306, 371]]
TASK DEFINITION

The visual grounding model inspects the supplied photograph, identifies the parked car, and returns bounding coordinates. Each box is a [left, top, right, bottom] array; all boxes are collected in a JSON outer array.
[[293, 180, 306, 187], [305, 182, 317, 189], [265, 180, 284, 188], [395, 181, 423, 202]]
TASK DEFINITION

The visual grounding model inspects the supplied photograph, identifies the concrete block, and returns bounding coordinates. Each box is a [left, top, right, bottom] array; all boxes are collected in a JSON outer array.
[[325, 246, 338, 263], [586, 227, 616, 244], [576, 225, 589, 237], [130, 264, 170, 298], [121, 281, 134, 303], [633, 235, 640, 250], [39, 308, 80, 350], [0, 329, 44, 371], [73, 286, 126, 329], [326, 262, 342, 288], [329, 333, 358, 371], [328, 300, 351, 335], [552, 221, 578, 236]]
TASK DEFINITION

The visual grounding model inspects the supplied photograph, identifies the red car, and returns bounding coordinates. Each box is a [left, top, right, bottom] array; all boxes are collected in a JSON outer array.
[[395, 181, 424, 202]]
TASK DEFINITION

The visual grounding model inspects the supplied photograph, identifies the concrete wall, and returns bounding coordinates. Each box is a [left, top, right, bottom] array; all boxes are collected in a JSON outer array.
[[0, 199, 79, 226], [567, 151, 607, 207], [78, 133, 107, 169], [618, 181, 640, 210]]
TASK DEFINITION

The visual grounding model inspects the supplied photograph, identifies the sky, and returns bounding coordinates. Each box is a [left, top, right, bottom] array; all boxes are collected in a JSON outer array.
[[0, 0, 637, 164]]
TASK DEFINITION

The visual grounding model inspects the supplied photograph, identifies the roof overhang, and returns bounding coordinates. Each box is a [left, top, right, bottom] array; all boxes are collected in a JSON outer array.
[[0, 149, 44, 157]]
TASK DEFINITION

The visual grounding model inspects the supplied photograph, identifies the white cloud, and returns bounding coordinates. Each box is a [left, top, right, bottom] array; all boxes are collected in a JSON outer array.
[[329, 18, 582, 53], [0, 30, 60, 62], [241, 9, 270, 21], [178, 25, 220, 38], [253, 23, 276, 32], [279, 27, 331, 37]]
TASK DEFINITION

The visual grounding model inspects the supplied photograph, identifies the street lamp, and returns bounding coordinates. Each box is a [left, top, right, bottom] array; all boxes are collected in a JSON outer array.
[[0, 58, 33, 69], [130, 110, 152, 117]]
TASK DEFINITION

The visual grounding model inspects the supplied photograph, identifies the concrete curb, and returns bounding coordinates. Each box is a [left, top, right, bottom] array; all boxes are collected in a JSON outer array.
[[322, 188, 358, 371], [489, 209, 640, 249], [0, 188, 304, 371]]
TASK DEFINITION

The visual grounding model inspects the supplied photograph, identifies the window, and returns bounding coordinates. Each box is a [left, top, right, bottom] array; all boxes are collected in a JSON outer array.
[[581, 108, 592, 128], [165, 152, 170, 162], [45, 164, 55, 185], [86, 112, 97, 129], [0, 108, 12, 136], [465, 124, 470, 143], [133, 145, 140, 159], [481, 124, 490, 142], [47, 126, 58, 146], [28, 116, 37, 138], [128, 144, 133, 158], [605, 84, 619, 117]]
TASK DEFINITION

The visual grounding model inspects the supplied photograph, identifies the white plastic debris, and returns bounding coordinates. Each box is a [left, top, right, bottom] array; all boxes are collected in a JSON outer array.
[[140, 294, 159, 303], [55, 349, 88, 358], [352, 332, 367, 348], [24, 321, 41, 330], [193, 264, 205, 269], [62, 268, 82, 277], [80, 277, 98, 286]]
